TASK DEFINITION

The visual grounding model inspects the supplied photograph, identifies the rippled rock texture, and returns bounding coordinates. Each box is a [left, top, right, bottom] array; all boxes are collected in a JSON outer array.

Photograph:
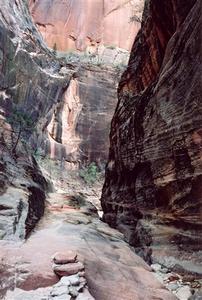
[[29, 0, 144, 51], [101, 0, 202, 272]]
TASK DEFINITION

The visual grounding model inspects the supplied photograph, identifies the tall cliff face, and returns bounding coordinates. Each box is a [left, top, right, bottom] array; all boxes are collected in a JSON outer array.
[[0, 0, 126, 238], [101, 0, 202, 272], [45, 65, 119, 165], [29, 0, 144, 51], [0, 0, 70, 238], [27, 0, 145, 166]]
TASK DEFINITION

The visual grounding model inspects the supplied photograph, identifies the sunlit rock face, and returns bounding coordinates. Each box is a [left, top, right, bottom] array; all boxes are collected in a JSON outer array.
[[101, 0, 202, 273], [39, 65, 120, 165], [28, 0, 142, 165], [29, 0, 144, 51], [0, 0, 138, 174]]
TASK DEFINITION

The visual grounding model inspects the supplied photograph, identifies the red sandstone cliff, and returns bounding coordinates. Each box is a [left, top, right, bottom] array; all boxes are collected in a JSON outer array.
[[29, 0, 144, 51], [101, 0, 202, 274]]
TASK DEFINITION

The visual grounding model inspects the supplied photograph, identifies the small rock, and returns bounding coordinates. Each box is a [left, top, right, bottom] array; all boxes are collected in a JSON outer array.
[[76, 288, 95, 300], [59, 67, 69, 76], [76, 284, 85, 293], [167, 282, 179, 291], [79, 277, 87, 285], [78, 271, 85, 277], [63, 274, 80, 286], [53, 262, 84, 277], [76, 278, 87, 292], [189, 289, 202, 299], [58, 277, 71, 286], [52, 251, 78, 264], [51, 295, 71, 300], [191, 281, 201, 289], [151, 263, 162, 272], [50, 285, 69, 296], [175, 286, 192, 300], [161, 267, 170, 274], [69, 286, 79, 297], [165, 273, 180, 283], [182, 275, 197, 283]]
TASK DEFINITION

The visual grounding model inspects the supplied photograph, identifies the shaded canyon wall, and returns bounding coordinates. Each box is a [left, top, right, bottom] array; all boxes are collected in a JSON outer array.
[[0, 0, 71, 238], [101, 0, 202, 273]]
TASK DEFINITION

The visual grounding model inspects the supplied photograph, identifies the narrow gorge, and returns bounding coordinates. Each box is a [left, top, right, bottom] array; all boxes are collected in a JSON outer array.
[[0, 1, 201, 300]]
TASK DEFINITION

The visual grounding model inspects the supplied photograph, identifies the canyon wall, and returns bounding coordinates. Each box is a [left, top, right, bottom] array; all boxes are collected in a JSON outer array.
[[28, 0, 138, 166], [101, 0, 202, 273], [0, 0, 126, 238], [45, 65, 119, 165], [29, 0, 144, 51], [0, 0, 70, 238]]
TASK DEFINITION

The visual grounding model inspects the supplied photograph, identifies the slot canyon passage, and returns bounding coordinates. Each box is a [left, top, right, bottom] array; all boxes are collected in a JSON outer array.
[[0, 0, 201, 299]]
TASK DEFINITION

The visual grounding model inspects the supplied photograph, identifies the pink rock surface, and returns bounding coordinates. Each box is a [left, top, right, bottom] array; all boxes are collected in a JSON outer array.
[[0, 194, 176, 300], [29, 0, 144, 51], [53, 261, 84, 277], [52, 251, 78, 264]]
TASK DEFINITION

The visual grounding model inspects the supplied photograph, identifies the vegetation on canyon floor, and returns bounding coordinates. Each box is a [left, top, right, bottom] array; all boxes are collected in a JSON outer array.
[[79, 162, 101, 185], [33, 153, 104, 190]]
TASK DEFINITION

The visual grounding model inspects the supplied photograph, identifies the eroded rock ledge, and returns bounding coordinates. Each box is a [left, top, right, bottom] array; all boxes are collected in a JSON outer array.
[[101, 0, 202, 274]]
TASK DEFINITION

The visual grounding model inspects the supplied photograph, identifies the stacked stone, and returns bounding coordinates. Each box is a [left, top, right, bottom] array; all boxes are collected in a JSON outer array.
[[4, 251, 95, 300], [51, 251, 95, 300]]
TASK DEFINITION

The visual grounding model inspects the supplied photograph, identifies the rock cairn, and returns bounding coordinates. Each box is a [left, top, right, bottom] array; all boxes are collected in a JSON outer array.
[[5, 251, 95, 299], [51, 251, 95, 300]]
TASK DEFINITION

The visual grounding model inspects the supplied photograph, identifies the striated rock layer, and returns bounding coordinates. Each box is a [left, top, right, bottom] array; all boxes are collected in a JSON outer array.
[[0, 0, 70, 238], [29, 0, 144, 51], [101, 0, 202, 273]]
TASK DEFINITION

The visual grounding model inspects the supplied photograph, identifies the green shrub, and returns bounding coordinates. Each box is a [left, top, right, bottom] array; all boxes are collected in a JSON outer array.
[[79, 162, 99, 184], [106, 45, 116, 50], [7, 108, 35, 153]]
